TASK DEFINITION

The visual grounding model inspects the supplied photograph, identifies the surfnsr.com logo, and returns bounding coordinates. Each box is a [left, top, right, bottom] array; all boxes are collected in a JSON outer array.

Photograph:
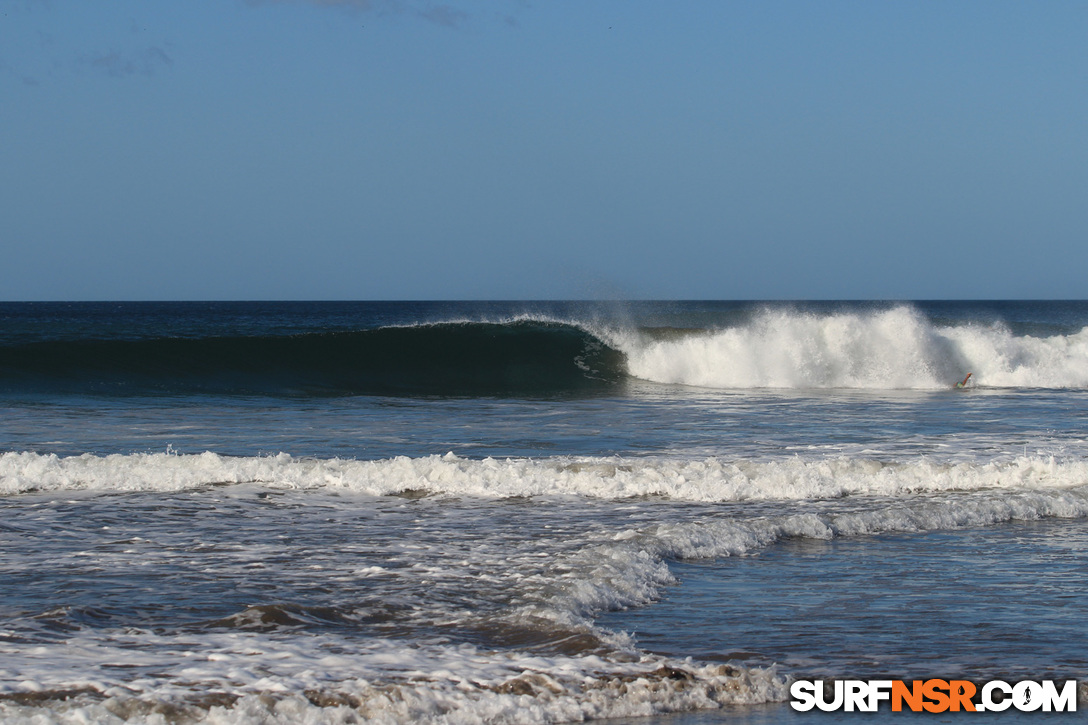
[[790, 679, 1078, 713]]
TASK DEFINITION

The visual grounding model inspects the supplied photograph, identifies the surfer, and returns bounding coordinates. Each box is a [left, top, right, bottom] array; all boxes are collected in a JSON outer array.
[[954, 373, 972, 388]]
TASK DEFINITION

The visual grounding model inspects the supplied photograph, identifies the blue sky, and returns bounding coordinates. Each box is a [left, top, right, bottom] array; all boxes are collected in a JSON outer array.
[[2, 1, 1086, 300]]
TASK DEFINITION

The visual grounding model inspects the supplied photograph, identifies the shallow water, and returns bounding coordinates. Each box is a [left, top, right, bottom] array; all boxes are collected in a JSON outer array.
[[602, 516, 1088, 681]]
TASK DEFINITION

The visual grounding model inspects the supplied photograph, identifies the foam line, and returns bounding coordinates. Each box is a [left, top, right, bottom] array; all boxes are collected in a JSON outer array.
[[4, 450, 1085, 501]]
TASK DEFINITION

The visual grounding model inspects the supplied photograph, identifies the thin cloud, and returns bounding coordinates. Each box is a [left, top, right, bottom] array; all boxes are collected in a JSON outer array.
[[245, 0, 474, 29], [417, 5, 467, 28], [84, 46, 173, 78], [245, 0, 375, 7]]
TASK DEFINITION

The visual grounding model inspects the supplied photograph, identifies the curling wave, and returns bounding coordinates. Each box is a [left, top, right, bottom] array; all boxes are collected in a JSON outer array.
[[4, 306, 1088, 397], [0, 320, 626, 397]]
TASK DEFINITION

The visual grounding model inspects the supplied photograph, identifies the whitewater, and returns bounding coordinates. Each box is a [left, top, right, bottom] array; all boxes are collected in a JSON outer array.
[[612, 305, 1088, 389], [1, 300, 1087, 724], [3, 450, 1086, 501]]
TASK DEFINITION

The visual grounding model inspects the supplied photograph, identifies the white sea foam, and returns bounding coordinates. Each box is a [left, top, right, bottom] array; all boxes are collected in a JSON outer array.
[[611, 306, 1088, 389], [3, 483, 1085, 724], [4, 450, 1086, 501], [0, 633, 789, 724], [4, 448, 1087, 723]]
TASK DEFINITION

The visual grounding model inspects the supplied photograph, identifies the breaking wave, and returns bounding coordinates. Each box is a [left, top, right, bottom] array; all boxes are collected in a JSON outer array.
[[4, 450, 1086, 500], [0, 320, 625, 397], [617, 306, 1088, 389], [3, 306, 1087, 396]]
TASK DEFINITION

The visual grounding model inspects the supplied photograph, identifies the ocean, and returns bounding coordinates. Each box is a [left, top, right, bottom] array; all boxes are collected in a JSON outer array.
[[1, 300, 1086, 724]]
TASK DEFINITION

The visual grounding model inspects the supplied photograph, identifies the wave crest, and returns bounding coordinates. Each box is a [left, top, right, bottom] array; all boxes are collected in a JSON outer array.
[[617, 306, 1088, 389]]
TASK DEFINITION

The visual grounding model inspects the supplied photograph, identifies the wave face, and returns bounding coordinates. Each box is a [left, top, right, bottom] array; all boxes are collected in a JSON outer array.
[[0, 320, 625, 397], [618, 306, 1088, 389]]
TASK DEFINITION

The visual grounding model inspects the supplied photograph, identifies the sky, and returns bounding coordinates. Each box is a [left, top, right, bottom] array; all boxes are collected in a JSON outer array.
[[2, 0, 1086, 300]]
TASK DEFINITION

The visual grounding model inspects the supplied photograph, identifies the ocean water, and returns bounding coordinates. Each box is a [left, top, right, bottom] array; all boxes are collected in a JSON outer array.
[[1, 300, 1086, 724]]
